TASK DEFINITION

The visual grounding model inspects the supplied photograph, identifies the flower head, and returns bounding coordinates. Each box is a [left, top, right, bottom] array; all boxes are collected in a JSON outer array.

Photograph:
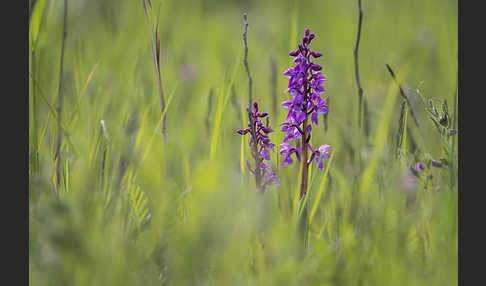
[[236, 101, 278, 189], [280, 29, 331, 170]]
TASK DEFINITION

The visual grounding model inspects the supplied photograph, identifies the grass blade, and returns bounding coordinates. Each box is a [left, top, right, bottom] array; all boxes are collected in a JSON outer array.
[[309, 151, 335, 226], [360, 67, 406, 200]]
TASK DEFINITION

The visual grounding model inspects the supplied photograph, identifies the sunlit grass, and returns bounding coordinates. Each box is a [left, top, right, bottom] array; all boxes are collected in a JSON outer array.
[[29, 0, 457, 285]]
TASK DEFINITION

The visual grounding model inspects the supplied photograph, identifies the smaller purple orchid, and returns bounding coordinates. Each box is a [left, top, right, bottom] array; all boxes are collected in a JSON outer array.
[[236, 102, 278, 191]]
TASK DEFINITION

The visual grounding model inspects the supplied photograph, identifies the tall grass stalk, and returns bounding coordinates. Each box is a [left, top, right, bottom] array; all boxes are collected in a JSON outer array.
[[354, 0, 364, 130], [240, 90, 247, 176], [29, 73, 79, 156], [142, 0, 167, 138], [360, 68, 405, 201], [209, 53, 240, 159], [29, 0, 46, 174], [396, 100, 407, 159], [100, 120, 110, 189], [55, 0, 68, 192], [205, 88, 214, 134], [309, 151, 335, 226], [386, 63, 420, 127]]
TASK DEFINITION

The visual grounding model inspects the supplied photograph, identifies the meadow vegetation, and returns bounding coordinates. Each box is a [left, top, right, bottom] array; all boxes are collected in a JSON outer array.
[[29, 0, 458, 285]]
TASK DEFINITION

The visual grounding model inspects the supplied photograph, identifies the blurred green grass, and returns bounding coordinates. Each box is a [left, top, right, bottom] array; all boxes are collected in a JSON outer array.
[[29, 0, 457, 285]]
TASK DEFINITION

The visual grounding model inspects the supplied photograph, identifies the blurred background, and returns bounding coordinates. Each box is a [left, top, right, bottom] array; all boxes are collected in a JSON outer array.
[[29, 0, 457, 285]]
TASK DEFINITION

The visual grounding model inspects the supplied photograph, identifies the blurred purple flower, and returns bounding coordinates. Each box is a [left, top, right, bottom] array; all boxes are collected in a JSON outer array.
[[415, 162, 426, 172], [431, 159, 443, 168], [236, 101, 278, 189]]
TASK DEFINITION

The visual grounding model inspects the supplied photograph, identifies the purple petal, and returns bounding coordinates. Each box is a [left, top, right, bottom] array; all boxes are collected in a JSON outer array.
[[236, 129, 249, 135], [288, 50, 300, 57], [311, 64, 322, 71], [283, 155, 293, 166], [319, 144, 330, 153], [294, 56, 306, 64], [261, 149, 270, 161], [311, 112, 319, 126], [262, 127, 273, 133], [253, 102, 259, 111], [281, 101, 293, 108]]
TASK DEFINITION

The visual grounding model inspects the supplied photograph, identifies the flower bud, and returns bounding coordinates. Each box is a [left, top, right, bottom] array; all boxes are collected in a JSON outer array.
[[262, 127, 273, 133], [298, 44, 304, 53]]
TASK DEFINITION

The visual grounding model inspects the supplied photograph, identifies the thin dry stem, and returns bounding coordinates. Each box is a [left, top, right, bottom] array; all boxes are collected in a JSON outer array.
[[354, 0, 364, 129], [396, 99, 406, 158], [243, 13, 263, 193], [385, 63, 420, 127], [142, 0, 167, 138]]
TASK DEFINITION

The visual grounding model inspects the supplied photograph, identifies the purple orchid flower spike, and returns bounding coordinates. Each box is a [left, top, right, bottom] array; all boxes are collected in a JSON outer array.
[[236, 101, 279, 192], [280, 28, 332, 199]]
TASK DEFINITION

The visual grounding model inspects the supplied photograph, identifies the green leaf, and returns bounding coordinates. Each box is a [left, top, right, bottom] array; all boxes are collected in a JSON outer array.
[[439, 158, 449, 166], [309, 151, 335, 226], [30, 0, 46, 50]]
